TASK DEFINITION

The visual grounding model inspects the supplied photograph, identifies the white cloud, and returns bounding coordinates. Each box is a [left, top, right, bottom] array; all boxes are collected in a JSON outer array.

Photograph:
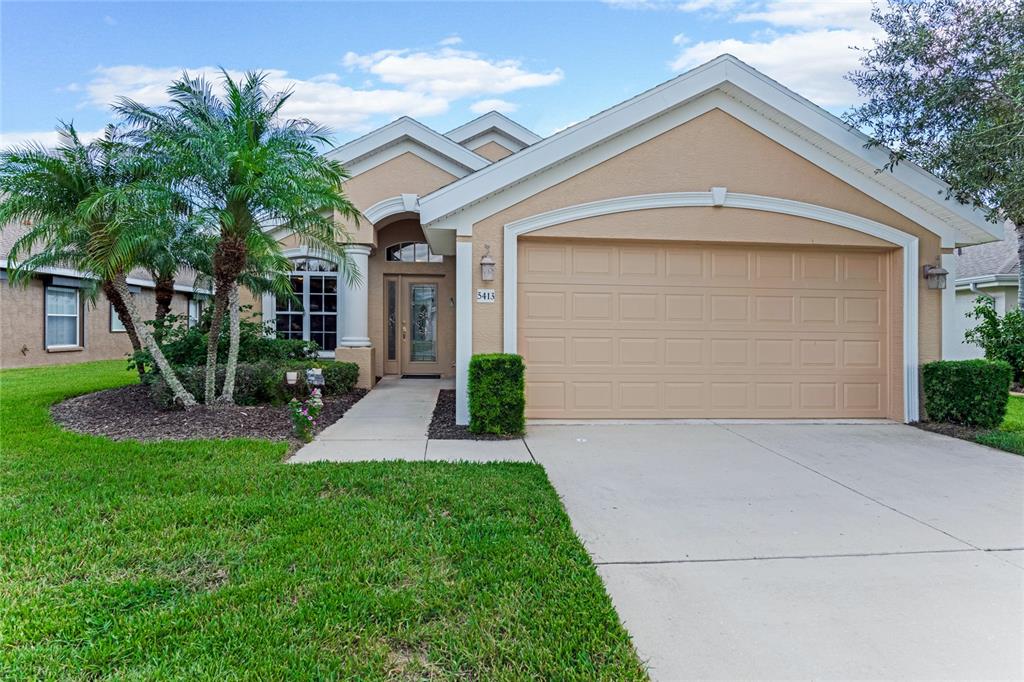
[[63, 45, 561, 137], [103, 15, 117, 26], [470, 98, 518, 114], [343, 47, 563, 100], [439, 35, 462, 46], [671, 28, 874, 106], [1, 128, 105, 149], [736, 0, 876, 30]]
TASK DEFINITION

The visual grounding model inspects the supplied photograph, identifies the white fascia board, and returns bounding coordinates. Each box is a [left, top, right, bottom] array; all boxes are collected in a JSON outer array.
[[460, 130, 528, 154], [419, 54, 999, 246], [445, 111, 542, 147], [0, 259, 210, 294], [325, 117, 489, 176], [955, 274, 1019, 288]]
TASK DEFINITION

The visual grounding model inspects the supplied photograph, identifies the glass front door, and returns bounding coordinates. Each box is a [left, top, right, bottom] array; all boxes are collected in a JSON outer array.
[[409, 284, 437, 363]]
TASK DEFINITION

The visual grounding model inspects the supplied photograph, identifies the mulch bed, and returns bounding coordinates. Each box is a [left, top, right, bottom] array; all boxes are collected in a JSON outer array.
[[911, 420, 990, 441], [51, 384, 366, 443], [427, 389, 520, 441]]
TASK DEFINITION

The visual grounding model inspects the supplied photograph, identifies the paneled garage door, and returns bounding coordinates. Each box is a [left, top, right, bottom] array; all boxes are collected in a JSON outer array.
[[517, 239, 891, 419]]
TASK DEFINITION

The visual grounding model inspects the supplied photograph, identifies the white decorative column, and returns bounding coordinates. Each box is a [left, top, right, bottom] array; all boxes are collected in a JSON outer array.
[[339, 244, 372, 347], [455, 239, 473, 425], [336, 244, 376, 389]]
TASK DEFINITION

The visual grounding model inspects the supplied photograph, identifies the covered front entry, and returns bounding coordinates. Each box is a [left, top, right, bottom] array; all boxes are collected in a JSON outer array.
[[517, 238, 893, 419]]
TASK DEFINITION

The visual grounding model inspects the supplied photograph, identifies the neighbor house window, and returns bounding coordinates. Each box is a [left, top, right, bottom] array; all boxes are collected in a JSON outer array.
[[274, 257, 340, 354], [45, 286, 81, 348], [110, 303, 126, 332], [384, 242, 443, 263], [188, 298, 203, 328]]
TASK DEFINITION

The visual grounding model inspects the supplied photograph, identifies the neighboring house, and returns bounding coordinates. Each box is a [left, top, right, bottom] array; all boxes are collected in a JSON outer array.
[[3, 55, 1003, 425], [0, 221, 208, 369], [949, 220, 1019, 359]]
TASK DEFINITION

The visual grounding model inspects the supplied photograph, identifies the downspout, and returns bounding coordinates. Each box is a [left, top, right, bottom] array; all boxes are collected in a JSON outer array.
[[969, 282, 994, 300]]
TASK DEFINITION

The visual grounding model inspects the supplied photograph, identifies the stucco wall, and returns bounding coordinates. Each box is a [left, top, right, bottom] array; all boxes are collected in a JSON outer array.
[[337, 152, 458, 246], [470, 141, 514, 162], [0, 277, 190, 369], [466, 108, 944, 411]]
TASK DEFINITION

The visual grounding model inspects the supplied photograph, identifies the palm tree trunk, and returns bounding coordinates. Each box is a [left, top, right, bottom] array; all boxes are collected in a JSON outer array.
[[103, 280, 146, 379], [153, 274, 176, 343], [204, 286, 228, 404], [111, 274, 196, 407], [218, 284, 241, 404]]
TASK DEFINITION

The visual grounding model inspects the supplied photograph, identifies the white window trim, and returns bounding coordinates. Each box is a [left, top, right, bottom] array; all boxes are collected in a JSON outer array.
[[484, 191, 920, 423], [110, 302, 126, 333], [269, 254, 343, 358], [45, 285, 81, 349], [384, 241, 444, 263]]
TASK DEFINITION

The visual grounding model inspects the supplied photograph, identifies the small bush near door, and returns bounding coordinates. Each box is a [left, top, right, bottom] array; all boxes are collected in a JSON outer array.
[[468, 354, 525, 436], [922, 359, 1012, 428]]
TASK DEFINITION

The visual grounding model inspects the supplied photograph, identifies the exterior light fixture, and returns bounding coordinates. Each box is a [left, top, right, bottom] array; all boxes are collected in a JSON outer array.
[[923, 263, 949, 290], [480, 244, 495, 282]]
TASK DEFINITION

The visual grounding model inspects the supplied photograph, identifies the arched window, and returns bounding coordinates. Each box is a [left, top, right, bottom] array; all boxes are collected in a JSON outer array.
[[274, 257, 340, 354], [385, 242, 443, 263]]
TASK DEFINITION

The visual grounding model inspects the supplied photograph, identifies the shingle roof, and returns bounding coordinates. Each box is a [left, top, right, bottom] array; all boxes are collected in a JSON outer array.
[[956, 220, 1019, 280]]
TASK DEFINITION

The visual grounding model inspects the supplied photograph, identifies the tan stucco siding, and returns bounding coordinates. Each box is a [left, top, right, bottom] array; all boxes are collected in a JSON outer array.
[[0, 278, 190, 369], [337, 152, 458, 246], [467, 108, 943, 373], [470, 141, 514, 162], [367, 219, 456, 378]]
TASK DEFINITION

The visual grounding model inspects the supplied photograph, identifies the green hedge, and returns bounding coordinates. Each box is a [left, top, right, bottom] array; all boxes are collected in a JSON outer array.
[[468, 353, 525, 436], [150, 360, 359, 408], [922, 359, 1012, 428]]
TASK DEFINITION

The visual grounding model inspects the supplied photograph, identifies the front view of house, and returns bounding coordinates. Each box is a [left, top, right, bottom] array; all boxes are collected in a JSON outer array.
[[0, 55, 1002, 421]]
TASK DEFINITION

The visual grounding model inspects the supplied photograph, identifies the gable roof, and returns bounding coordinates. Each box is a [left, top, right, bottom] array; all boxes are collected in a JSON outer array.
[[445, 111, 542, 151], [417, 54, 1000, 247], [325, 116, 490, 178], [956, 220, 1019, 280]]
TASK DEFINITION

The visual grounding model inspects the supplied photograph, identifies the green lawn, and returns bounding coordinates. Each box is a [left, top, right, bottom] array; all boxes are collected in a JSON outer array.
[[975, 394, 1024, 455], [0, 361, 646, 680]]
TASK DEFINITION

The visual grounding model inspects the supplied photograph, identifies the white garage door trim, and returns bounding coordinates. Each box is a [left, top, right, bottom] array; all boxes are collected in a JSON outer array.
[[501, 191, 920, 422]]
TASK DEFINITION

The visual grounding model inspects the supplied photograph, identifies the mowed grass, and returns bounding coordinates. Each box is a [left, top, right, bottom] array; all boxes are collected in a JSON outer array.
[[975, 394, 1024, 455], [0, 361, 646, 680]]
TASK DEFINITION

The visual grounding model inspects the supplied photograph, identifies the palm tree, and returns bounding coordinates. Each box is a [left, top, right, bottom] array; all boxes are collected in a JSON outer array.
[[116, 70, 360, 405], [0, 123, 197, 405]]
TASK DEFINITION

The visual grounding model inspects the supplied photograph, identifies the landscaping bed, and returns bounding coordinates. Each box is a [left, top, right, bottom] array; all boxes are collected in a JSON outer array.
[[428, 389, 521, 440], [2, 361, 645, 680], [51, 383, 365, 443], [914, 395, 1024, 456]]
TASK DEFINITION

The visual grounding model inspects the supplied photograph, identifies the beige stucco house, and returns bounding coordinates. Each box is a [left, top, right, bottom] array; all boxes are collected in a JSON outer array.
[[2, 55, 1001, 425], [258, 55, 999, 425]]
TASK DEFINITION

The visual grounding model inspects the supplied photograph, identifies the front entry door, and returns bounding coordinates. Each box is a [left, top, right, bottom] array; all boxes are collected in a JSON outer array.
[[384, 276, 444, 376]]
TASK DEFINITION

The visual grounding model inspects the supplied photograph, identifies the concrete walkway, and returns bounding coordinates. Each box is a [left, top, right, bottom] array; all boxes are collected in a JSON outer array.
[[528, 422, 1024, 680], [290, 376, 532, 463]]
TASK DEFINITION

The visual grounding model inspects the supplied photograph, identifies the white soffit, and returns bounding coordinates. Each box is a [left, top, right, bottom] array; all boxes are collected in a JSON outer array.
[[418, 55, 999, 247], [445, 111, 542, 150], [326, 116, 490, 178]]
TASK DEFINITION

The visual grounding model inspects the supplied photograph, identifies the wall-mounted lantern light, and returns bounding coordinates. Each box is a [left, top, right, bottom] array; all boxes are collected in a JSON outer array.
[[480, 244, 495, 281], [923, 263, 949, 290]]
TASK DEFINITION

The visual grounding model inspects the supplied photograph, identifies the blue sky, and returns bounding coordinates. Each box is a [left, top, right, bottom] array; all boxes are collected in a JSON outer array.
[[1, 1, 879, 148]]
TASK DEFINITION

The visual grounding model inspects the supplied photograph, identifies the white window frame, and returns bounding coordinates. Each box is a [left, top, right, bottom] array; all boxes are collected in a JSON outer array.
[[274, 258, 342, 358], [188, 298, 203, 329], [384, 241, 444, 263], [45, 285, 81, 349], [110, 302, 126, 333]]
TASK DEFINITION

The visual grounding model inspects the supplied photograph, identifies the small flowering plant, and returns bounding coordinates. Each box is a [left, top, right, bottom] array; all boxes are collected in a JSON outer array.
[[288, 388, 324, 442]]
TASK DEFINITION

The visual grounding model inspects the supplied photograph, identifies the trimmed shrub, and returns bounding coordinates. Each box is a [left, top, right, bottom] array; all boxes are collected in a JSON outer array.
[[150, 360, 359, 408], [922, 359, 1012, 428], [468, 353, 525, 436]]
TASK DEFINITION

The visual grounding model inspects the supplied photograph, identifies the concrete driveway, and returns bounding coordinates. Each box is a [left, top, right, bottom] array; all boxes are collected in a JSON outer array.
[[526, 422, 1024, 680]]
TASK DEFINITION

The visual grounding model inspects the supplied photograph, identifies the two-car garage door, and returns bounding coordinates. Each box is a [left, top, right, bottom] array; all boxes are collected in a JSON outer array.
[[517, 239, 891, 419]]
